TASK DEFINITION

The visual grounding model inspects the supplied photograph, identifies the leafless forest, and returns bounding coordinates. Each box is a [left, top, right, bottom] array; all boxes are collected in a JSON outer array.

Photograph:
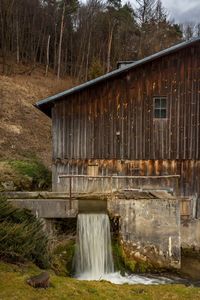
[[0, 0, 199, 81]]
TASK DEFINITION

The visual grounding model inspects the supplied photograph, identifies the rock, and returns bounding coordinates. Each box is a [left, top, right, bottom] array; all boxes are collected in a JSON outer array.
[[134, 251, 141, 259], [27, 272, 50, 288]]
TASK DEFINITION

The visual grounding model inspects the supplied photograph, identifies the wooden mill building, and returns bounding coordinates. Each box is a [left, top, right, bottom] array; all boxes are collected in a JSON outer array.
[[35, 37, 200, 217]]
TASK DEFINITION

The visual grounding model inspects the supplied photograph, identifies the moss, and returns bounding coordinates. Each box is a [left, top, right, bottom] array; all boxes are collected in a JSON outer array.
[[50, 240, 75, 276], [112, 239, 153, 274], [124, 258, 137, 272], [136, 260, 153, 273], [112, 240, 127, 275]]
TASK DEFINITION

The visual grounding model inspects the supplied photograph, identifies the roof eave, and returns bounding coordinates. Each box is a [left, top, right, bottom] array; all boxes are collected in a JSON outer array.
[[35, 37, 200, 118]]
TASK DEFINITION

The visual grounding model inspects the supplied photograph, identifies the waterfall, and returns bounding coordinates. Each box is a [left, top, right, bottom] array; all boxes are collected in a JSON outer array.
[[74, 213, 174, 285], [74, 213, 114, 280]]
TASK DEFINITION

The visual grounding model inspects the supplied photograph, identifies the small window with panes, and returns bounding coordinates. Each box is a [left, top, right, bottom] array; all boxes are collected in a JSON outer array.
[[154, 97, 167, 119]]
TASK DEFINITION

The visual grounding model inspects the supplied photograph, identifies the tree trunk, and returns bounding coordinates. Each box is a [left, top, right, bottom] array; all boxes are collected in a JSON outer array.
[[45, 35, 51, 76], [57, 3, 65, 79], [54, 23, 57, 72], [85, 29, 91, 81], [107, 24, 114, 73], [16, 15, 20, 63]]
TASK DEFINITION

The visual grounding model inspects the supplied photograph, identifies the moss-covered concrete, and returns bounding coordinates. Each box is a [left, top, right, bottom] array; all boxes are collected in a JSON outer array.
[[112, 239, 153, 274]]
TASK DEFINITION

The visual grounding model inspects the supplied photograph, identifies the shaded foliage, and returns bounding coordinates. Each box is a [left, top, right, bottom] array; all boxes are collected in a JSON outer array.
[[50, 240, 75, 276], [0, 196, 49, 268]]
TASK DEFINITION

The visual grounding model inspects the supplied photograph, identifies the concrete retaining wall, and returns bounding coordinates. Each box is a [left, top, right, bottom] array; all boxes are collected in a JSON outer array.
[[108, 193, 181, 269], [181, 219, 200, 250], [5, 190, 181, 269]]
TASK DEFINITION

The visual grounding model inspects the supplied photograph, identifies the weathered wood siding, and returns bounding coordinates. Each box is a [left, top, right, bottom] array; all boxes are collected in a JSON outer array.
[[51, 42, 200, 207], [52, 43, 200, 161], [53, 159, 200, 198]]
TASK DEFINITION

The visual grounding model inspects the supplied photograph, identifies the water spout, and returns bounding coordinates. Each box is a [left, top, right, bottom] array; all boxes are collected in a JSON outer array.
[[74, 213, 114, 280]]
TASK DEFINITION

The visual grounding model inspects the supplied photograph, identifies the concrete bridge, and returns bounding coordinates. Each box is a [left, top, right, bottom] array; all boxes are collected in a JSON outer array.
[[3, 189, 183, 270], [4, 189, 177, 217], [3, 189, 200, 270]]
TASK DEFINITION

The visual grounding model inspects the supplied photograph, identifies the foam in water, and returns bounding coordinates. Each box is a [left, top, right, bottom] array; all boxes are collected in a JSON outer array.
[[74, 213, 172, 285]]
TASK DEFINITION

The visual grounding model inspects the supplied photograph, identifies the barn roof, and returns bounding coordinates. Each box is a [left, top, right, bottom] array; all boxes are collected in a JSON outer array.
[[35, 37, 200, 117]]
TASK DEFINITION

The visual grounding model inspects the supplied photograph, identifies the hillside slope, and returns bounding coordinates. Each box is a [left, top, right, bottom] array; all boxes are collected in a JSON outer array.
[[0, 67, 74, 167]]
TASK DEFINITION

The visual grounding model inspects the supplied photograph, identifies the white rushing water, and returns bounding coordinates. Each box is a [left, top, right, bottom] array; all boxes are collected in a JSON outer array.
[[74, 213, 172, 285], [74, 213, 114, 280]]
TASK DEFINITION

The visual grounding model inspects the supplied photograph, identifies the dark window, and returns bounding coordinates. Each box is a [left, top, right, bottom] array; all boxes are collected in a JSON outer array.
[[154, 97, 167, 119]]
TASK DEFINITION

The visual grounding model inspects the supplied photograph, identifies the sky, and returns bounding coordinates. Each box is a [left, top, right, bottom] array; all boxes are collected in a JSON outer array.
[[82, 0, 200, 24], [131, 0, 200, 23]]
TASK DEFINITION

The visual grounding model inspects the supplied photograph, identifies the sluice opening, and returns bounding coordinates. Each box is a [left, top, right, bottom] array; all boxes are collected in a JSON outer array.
[[78, 199, 107, 213]]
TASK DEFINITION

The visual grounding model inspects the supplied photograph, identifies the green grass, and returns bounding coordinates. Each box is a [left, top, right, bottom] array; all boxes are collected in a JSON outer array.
[[0, 158, 51, 191], [0, 261, 200, 300], [8, 159, 51, 190]]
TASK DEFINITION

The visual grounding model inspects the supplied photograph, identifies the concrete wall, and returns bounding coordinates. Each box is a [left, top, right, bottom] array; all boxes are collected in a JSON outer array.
[[7, 191, 181, 269], [108, 193, 181, 269], [8, 198, 78, 218], [181, 219, 200, 250]]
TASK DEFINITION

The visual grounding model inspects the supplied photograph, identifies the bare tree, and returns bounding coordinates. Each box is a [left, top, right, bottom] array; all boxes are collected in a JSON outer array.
[[0, 0, 183, 78], [57, 2, 65, 79], [183, 23, 195, 40], [45, 35, 51, 76]]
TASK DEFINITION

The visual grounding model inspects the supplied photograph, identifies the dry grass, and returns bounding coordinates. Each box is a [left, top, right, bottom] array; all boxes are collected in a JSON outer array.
[[0, 64, 76, 167]]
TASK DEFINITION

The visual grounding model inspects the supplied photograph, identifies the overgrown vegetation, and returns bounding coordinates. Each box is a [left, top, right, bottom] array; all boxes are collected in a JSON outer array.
[[50, 240, 75, 276], [0, 196, 49, 268], [49, 219, 77, 276], [8, 159, 51, 189], [0, 158, 51, 191]]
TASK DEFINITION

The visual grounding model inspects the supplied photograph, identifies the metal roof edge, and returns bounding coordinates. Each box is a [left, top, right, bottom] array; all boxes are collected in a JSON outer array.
[[35, 37, 200, 114]]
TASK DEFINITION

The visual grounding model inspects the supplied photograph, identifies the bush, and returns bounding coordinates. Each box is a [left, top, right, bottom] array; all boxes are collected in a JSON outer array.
[[0, 196, 49, 268], [8, 159, 51, 190], [88, 59, 104, 80]]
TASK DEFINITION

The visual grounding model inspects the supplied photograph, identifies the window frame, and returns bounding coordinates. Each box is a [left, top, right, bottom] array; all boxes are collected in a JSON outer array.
[[153, 96, 167, 119]]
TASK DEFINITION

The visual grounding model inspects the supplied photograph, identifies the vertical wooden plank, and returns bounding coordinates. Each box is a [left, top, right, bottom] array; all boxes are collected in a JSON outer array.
[[52, 105, 57, 160], [57, 102, 62, 159]]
